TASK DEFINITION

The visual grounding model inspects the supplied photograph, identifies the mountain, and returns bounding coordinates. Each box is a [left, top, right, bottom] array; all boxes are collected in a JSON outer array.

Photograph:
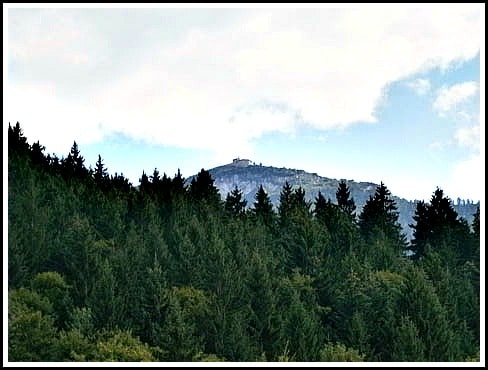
[[189, 159, 479, 241]]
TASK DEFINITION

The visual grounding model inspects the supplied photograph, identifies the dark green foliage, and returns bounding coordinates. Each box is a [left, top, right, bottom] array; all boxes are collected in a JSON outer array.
[[224, 186, 247, 218], [399, 266, 460, 361], [276, 271, 324, 361], [94, 154, 110, 191], [472, 206, 480, 239], [139, 170, 151, 193], [410, 200, 430, 259], [391, 315, 426, 361], [336, 179, 356, 220], [410, 188, 476, 263], [291, 186, 311, 215], [358, 182, 406, 256], [8, 121, 30, 157], [62, 141, 91, 181], [314, 192, 358, 258], [313, 191, 329, 221], [7, 123, 480, 362], [110, 172, 133, 194], [30, 140, 50, 170], [157, 286, 210, 361], [278, 181, 294, 222], [189, 168, 221, 207], [252, 185, 275, 228], [171, 169, 187, 198]]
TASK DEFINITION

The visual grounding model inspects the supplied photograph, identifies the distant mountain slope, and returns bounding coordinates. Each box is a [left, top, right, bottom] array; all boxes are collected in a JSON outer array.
[[189, 160, 479, 241]]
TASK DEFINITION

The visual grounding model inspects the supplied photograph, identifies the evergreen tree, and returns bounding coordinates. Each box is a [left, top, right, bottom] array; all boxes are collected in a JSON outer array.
[[399, 266, 460, 361], [291, 186, 311, 216], [8, 122, 30, 156], [314, 192, 358, 258], [62, 141, 89, 180], [70, 141, 85, 175], [171, 169, 187, 198], [139, 171, 151, 194], [313, 192, 328, 221], [94, 155, 109, 192], [358, 182, 405, 246], [188, 169, 221, 206], [224, 186, 247, 218], [278, 181, 294, 222], [7, 123, 481, 362], [94, 155, 108, 182], [472, 206, 480, 239], [410, 200, 430, 260], [336, 180, 356, 220], [410, 188, 472, 262], [150, 168, 160, 192], [391, 315, 426, 361], [314, 192, 339, 229], [30, 141, 49, 170], [252, 185, 275, 228], [110, 172, 133, 194]]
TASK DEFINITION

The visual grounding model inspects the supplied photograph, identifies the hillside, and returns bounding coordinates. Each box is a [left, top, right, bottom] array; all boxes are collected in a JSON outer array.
[[8, 123, 481, 362], [190, 159, 479, 240]]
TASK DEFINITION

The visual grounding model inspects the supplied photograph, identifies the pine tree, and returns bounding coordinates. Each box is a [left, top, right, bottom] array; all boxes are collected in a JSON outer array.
[[278, 181, 294, 224], [71, 141, 85, 176], [314, 192, 338, 229], [291, 186, 311, 216], [171, 169, 186, 198], [336, 180, 356, 220], [30, 141, 49, 170], [314, 192, 357, 257], [94, 154, 109, 187], [224, 186, 247, 218], [150, 168, 160, 192], [188, 169, 221, 206], [472, 206, 480, 240], [252, 185, 275, 228], [399, 266, 459, 361], [358, 182, 404, 245], [62, 141, 88, 180], [139, 171, 151, 194], [391, 315, 425, 361], [8, 122, 30, 156], [410, 201, 430, 260], [110, 172, 132, 194], [410, 188, 469, 261]]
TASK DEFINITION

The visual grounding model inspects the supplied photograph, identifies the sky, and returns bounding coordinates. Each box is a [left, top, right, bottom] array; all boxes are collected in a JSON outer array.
[[4, 4, 485, 202]]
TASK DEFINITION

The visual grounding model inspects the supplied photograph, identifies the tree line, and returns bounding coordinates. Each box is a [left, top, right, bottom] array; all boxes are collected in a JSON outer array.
[[7, 122, 480, 362]]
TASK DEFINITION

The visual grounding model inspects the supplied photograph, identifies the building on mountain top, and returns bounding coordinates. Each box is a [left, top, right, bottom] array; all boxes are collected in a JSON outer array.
[[232, 158, 251, 167]]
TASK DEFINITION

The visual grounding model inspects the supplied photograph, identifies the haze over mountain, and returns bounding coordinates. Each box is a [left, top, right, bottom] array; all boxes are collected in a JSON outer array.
[[189, 158, 479, 240]]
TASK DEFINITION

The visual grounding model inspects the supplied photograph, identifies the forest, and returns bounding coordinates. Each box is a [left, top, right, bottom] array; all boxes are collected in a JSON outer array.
[[7, 122, 480, 362]]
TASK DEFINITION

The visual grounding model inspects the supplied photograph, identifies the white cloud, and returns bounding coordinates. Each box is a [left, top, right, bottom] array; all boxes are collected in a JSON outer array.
[[455, 125, 480, 151], [386, 175, 442, 202], [406, 78, 431, 96], [7, 6, 481, 157], [433, 81, 479, 114], [444, 154, 484, 201], [7, 82, 105, 155]]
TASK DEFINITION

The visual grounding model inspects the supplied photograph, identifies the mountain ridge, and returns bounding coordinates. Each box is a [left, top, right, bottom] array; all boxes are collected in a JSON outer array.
[[188, 160, 479, 241]]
